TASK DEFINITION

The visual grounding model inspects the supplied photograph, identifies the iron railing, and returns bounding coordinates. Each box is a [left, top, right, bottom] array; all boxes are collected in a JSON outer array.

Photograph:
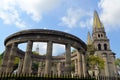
[[0, 73, 119, 80]]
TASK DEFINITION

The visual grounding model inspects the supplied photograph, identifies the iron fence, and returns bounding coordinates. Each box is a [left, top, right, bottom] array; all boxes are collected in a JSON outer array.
[[0, 73, 119, 80]]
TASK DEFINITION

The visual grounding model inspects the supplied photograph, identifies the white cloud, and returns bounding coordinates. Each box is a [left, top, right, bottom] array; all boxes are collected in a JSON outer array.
[[59, 8, 84, 28], [79, 18, 93, 29], [15, 21, 29, 29], [59, 8, 92, 29], [0, 0, 29, 29], [17, 0, 61, 22], [0, 0, 61, 29], [98, 0, 120, 30]]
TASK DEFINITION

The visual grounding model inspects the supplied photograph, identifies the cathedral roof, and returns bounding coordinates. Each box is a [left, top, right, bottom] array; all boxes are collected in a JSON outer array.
[[93, 10, 104, 28]]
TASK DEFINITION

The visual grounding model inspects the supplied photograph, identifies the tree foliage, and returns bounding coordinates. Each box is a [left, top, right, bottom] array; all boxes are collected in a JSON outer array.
[[115, 58, 120, 67], [87, 44, 105, 71], [0, 52, 4, 66], [87, 44, 96, 55], [14, 57, 19, 64], [87, 55, 105, 70], [71, 49, 77, 54], [32, 62, 39, 71], [32, 51, 39, 55]]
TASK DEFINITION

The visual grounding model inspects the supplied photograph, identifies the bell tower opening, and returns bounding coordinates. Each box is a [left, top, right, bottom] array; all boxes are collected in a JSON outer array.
[[104, 44, 107, 50], [98, 44, 101, 50]]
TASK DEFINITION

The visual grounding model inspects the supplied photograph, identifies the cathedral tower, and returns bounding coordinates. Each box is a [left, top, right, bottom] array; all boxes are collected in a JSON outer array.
[[92, 11, 110, 51], [36, 44, 40, 54], [92, 11, 117, 76]]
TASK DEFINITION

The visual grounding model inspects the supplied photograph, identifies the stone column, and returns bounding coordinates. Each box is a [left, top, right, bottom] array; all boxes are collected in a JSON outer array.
[[57, 62, 61, 76], [0, 45, 11, 74], [107, 54, 112, 77], [17, 58, 23, 74], [77, 49, 83, 77], [22, 40, 33, 74], [107, 54, 115, 76], [82, 52, 87, 77], [75, 59, 78, 74], [45, 41, 53, 75], [6, 43, 18, 73], [112, 55, 117, 76], [65, 44, 71, 75], [38, 62, 42, 75], [101, 54, 109, 76], [29, 60, 33, 74]]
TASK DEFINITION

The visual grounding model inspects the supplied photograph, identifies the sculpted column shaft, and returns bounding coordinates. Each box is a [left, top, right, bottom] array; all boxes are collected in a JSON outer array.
[[77, 49, 83, 76], [0, 45, 11, 73], [45, 41, 53, 75], [57, 62, 61, 76], [106, 53, 113, 76], [112, 55, 117, 76], [22, 40, 33, 74], [101, 54, 109, 76], [17, 58, 23, 74], [82, 53, 87, 77], [107, 54, 114, 76], [6, 43, 18, 73], [65, 44, 71, 74], [75, 59, 78, 74], [29, 60, 32, 73]]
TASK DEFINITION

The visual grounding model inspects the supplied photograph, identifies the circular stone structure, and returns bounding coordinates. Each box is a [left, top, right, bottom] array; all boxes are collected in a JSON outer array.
[[5, 29, 86, 49], [1, 29, 87, 76]]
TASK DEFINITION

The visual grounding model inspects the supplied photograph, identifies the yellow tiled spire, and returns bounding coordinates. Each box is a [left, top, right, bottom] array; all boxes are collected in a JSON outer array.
[[87, 31, 92, 45], [93, 10, 103, 28]]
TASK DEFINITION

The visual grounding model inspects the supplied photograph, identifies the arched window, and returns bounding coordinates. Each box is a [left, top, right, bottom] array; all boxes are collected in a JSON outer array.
[[98, 44, 101, 50], [104, 44, 107, 50], [98, 34, 100, 38], [101, 34, 103, 37]]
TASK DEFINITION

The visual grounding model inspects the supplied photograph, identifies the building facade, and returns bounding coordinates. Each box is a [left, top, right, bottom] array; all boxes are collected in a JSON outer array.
[[87, 11, 117, 76]]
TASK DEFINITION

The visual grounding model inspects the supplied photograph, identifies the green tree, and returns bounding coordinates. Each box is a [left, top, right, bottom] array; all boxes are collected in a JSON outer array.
[[115, 58, 120, 67], [32, 51, 39, 55], [0, 52, 4, 66], [14, 57, 19, 64], [87, 44, 105, 76], [71, 49, 77, 54], [32, 62, 39, 72], [87, 44, 96, 55], [0, 59, 2, 66], [0, 52, 19, 71], [87, 55, 105, 70], [115, 58, 120, 73]]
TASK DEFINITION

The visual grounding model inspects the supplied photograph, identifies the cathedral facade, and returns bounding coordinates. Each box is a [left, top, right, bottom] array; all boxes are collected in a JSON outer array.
[[87, 11, 117, 76]]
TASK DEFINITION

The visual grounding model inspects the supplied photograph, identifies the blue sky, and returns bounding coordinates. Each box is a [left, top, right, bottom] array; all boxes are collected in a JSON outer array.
[[0, 0, 120, 57]]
